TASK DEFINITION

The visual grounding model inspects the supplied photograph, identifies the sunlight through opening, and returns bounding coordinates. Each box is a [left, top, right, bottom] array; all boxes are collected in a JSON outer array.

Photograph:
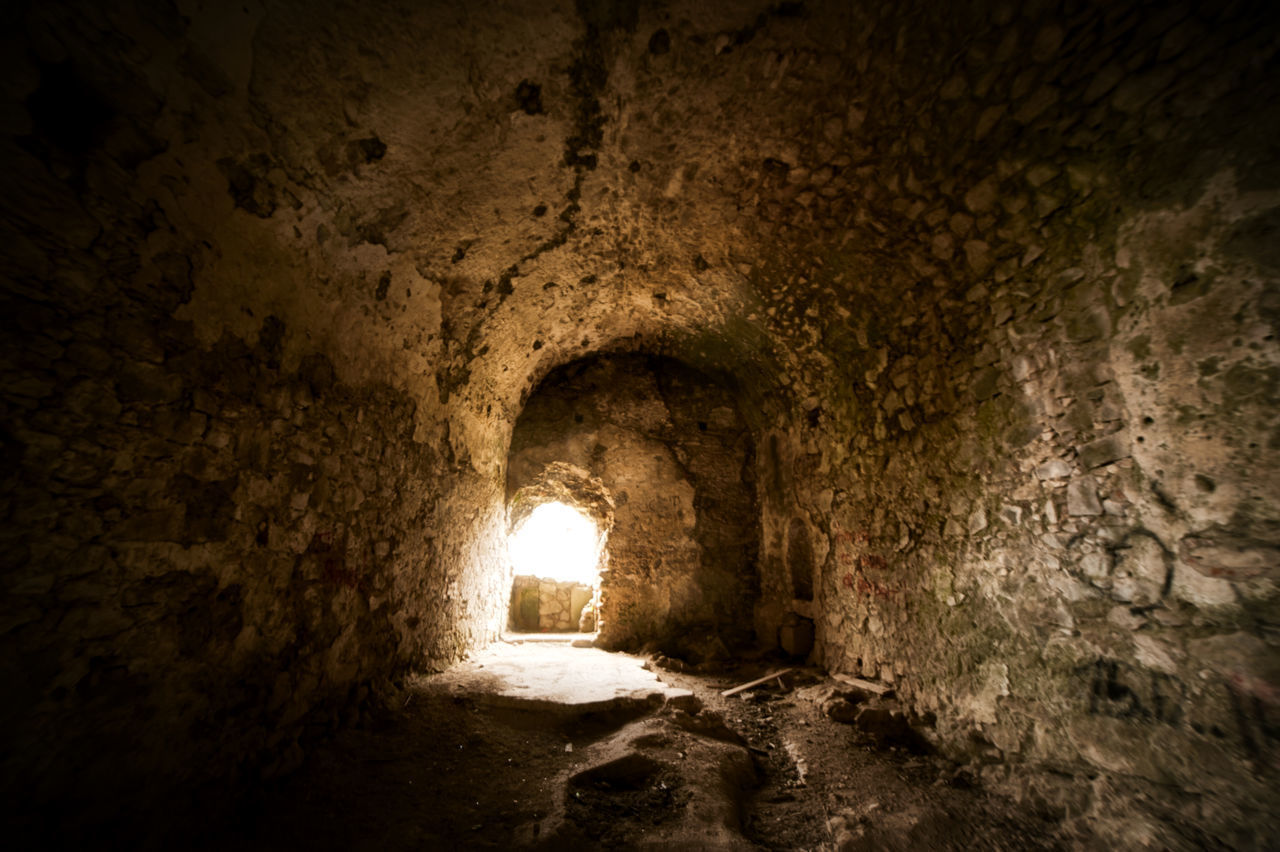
[[508, 501, 603, 585]]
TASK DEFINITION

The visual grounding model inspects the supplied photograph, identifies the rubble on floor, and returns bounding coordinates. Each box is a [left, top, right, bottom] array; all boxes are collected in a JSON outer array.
[[193, 645, 1087, 850]]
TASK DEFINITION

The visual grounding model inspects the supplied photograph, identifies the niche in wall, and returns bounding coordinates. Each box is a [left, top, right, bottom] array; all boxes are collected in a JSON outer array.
[[787, 516, 814, 601]]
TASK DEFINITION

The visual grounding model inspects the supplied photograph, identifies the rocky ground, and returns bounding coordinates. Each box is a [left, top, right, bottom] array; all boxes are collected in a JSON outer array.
[[189, 646, 1083, 850]]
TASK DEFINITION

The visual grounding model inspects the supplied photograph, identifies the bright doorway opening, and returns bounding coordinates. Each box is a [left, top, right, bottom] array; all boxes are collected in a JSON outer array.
[[508, 501, 604, 585], [507, 500, 607, 634]]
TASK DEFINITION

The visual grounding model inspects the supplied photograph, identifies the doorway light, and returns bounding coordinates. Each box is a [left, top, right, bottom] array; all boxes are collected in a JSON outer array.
[[508, 501, 602, 585]]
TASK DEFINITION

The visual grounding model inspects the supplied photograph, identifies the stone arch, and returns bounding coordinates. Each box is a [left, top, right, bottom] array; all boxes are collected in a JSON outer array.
[[505, 462, 614, 633], [506, 352, 761, 656]]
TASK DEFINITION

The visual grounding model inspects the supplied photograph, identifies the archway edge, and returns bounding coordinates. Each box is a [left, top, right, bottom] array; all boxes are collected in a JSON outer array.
[[507, 461, 616, 534]]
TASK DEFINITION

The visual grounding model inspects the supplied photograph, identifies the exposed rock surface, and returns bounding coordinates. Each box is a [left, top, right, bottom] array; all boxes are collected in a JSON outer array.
[[1, 0, 1277, 845]]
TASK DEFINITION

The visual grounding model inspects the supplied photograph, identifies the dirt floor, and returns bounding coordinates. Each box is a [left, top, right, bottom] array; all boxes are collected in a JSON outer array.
[[200, 645, 1081, 850]]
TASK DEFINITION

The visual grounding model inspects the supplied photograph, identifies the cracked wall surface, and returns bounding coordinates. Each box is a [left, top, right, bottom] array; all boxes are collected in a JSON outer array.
[[1, 0, 1278, 844]]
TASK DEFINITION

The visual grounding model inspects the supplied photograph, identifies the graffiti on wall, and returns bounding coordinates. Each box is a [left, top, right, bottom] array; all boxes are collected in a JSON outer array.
[[832, 521, 897, 598]]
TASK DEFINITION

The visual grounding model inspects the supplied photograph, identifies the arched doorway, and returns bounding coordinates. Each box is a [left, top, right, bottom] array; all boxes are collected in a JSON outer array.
[[505, 463, 614, 634], [506, 354, 759, 657]]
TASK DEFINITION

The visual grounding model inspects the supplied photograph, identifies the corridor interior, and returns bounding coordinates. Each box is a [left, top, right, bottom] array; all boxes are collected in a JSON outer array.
[[1, 0, 1278, 848]]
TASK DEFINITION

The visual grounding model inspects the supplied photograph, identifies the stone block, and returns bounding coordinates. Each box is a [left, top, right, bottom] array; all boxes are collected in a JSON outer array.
[[1078, 430, 1130, 469], [823, 697, 860, 723], [968, 507, 988, 533], [1066, 477, 1102, 515], [1036, 458, 1071, 480]]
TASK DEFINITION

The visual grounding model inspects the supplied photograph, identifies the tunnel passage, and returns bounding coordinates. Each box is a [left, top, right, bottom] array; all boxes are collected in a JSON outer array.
[[2, 0, 1279, 845], [507, 355, 760, 657]]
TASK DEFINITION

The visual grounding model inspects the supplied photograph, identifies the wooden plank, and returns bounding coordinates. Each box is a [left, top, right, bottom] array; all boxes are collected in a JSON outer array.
[[721, 668, 795, 697], [831, 673, 892, 695]]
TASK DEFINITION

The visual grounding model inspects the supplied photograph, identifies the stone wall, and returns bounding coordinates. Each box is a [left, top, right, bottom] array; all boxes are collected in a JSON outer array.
[[508, 356, 759, 655], [509, 575, 594, 632], [0, 295, 479, 827], [716, 1, 1280, 842], [0, 0, 510, 832]]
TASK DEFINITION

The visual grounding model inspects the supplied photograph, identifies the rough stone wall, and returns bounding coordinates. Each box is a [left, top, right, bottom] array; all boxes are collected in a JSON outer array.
[[507, 356, 759, 653], [509, 576, 593, 632], [709, 1, 1280, 843], [1, 321, 450, 819], [0, 0, 511, 828]]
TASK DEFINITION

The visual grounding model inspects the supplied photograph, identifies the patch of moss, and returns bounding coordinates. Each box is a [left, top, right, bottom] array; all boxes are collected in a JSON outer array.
[[973, 393, 1032, 454], [938, 601, 1016, 682], [1065, 310, 1107, 343]]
